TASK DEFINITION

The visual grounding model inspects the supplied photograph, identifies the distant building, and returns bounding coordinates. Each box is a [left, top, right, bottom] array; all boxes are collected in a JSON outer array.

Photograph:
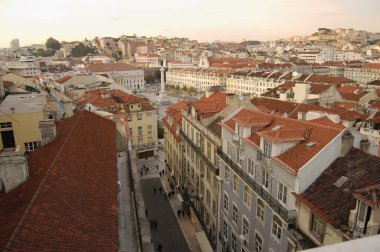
[[10, 38, 20, 50], [6, 56, 41, 77], [83, 63, 145, 91]]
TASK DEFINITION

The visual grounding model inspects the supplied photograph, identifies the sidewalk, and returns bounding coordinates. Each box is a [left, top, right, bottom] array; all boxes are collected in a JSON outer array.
[[138, 154, 202, 252]]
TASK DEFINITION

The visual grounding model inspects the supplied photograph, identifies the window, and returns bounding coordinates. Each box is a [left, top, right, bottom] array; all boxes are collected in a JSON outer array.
[[225, 165, 230, 180], [248, 158, 254, 177], [24, 141, 40, 151], [223, 220, 228, 238], [255, 233, 263, 252], [257, 199, 264, 221], [231, 233, 237, 252], [0, 122, 12, 128], [207, 142, 211, 159], [311, 213, 325, 238], [147, 112, 152, 119], [272, 215, 282, 240], [232, 204, 238, 224], [244, 185, 251, 207], [264, 141, 271, 158], [262, 169, 269, 189], [233, 175, 239, 194], [137, 113, 142, 120], [127, 114, 132, 121], [224, 193, 229, 212], [278, 181, 287, 204], [138, 126, 143, 136], [242, 217, 249, 239], [148, 125, 152, 134]]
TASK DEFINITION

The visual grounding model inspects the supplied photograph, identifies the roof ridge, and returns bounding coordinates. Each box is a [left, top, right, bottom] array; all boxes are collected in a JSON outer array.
[[5, 111, 85, 250]]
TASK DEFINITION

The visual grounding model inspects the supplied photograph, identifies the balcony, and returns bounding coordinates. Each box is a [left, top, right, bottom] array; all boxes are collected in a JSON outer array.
[[256, 149, 271, 169], [217, 147, 296, 223], [340, 219, 380, 239], [180, 130, 219, 175]]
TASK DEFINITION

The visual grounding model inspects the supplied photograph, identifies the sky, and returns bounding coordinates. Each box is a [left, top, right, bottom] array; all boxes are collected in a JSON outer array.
[[1, 0, 379, 47]]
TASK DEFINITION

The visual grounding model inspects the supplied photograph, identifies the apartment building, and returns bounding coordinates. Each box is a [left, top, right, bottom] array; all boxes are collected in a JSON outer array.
[[166, 68, 231, 91], [0, 94, 48, 152], [164, 92, 252, 249], [77, 89, 158, 158], [83, 63, 145, 91], [217, 108, 348, 252], [226, 71, 293, 96], [6, 56, 40, 77], [344, 63, 380, 84], [135, 53, 160, 67]]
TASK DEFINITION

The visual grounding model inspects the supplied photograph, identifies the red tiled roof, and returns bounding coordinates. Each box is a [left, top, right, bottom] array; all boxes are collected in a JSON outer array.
[[0, 111, 118, 251], [363, 63, 380, 70], [294, 148, 380, 228], [306, 75, 354, 85], [191, 92, 231, 118], [222, 108, 343, 173], [257, 128, 307, 143], [56, 75, 72, 84], [162, 100, 188, 141]]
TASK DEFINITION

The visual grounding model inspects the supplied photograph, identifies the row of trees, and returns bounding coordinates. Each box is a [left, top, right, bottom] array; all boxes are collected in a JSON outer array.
[[166, 84, 197, 93]]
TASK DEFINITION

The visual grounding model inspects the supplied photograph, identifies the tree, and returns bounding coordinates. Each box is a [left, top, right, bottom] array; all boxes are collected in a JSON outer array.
[[157, 123, 164, 139], [154, 69, 161, 79], [35, 48, 55, 57], [182, 85, 188, 92], [70, 43, 95, 57], [45, 37, 60, 50]]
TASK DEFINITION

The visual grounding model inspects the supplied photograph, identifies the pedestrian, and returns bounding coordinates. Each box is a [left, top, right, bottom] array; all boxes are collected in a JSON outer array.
[[145, 209, 148, 217], [154, 220, 157, 229], [150, 219, 154, 228], [153, 187, 156, 193], [156, 165, 159, 170], [177, 209, 181, 218], [159, 187, 162, 194], [157, 243, 162, 252], [162, 169, 165, 175]]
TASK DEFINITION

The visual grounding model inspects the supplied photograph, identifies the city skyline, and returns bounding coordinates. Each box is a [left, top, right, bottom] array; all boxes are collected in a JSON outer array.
[[1, 0, 380, 47]]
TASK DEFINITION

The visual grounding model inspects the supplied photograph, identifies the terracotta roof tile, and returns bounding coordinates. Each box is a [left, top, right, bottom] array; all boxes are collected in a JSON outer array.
[[0, 111, 118, 251], [257, 128, 307, 143], [222, 109, 343, 173], [294, 148, 380, 228]]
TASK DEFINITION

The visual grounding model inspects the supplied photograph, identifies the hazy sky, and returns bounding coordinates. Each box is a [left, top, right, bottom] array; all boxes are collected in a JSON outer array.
[[1, 0, 379, 47]]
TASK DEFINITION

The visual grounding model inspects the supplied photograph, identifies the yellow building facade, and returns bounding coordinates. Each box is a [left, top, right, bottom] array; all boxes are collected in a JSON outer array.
[[0, 94, 47, 152]]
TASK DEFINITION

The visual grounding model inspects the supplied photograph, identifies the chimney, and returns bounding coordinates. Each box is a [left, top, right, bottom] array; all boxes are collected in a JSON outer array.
[[39, 120, 57, 146], [359, 139, 370, 153], [341, 131, 354, 156]]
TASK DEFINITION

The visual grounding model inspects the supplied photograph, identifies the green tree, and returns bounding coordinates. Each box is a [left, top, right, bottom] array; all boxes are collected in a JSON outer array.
[[157, 123, 164, 139], [45, 37, 60, 50], [154, 69, 161, 79], [70, 43, 95, 57], [35, 48, 55, 57], [175, 85, 180, 90], [188, 87, 196, 93], [182, 85, 188, 92]]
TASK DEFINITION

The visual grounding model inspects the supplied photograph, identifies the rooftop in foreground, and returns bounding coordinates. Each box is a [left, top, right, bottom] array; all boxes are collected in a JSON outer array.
[[0, 111, 118, 251]]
